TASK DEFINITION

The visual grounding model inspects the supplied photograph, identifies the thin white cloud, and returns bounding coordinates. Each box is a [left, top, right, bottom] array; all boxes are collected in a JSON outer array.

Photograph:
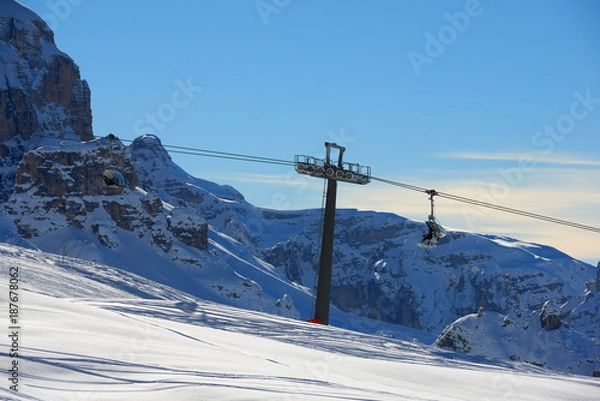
[[439, 151, 600, 167]]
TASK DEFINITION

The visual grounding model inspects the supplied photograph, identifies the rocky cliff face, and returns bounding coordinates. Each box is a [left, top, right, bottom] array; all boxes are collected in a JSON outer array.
[[0, 1, 92, 201], [260, 214, 596, 335], [2, 135, 302, 320], [4, 138, 207, 253]]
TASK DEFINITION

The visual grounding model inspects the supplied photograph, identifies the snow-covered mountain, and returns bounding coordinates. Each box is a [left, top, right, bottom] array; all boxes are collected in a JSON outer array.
[[0, 0, 598, 381]]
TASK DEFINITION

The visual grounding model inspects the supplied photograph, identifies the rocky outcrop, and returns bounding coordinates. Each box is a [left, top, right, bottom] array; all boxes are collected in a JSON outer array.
[[435, 310, 599, 376], [14, 139, 136, 197], [435, 321, 473, 354], [539, 300, 563, 330], [4, 138, 208, 253], [0, 1, 92, 201], [5, 138, 133, 237], [168, 208, 209, 251]]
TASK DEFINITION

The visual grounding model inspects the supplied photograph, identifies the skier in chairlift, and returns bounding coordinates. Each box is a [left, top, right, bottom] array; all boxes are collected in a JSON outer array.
[[420, 189, 446, 247], [422, 220, 436, 246], [422, 217, 447, 247]]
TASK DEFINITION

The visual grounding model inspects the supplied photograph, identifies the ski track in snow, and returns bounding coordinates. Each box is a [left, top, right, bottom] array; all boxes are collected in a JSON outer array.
[[0, 243, 598, 400]]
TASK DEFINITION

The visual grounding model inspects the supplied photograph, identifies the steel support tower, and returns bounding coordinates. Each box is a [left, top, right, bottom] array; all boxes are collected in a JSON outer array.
[[295, 143, 370, 324]]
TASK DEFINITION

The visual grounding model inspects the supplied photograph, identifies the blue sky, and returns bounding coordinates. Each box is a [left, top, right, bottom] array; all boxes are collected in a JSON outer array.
[[18, 0, 600, 263]]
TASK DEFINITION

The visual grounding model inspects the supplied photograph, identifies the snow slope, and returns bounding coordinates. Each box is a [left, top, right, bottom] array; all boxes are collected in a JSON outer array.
[[1, 243, 599, 400]]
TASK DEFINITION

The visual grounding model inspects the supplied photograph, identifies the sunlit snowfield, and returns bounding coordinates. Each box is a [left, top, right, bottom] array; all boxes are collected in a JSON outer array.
[[2, 244, 598, 400]]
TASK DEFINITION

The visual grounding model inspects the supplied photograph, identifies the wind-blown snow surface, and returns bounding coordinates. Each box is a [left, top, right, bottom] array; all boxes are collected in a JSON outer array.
[[1, 244, 598, 400]]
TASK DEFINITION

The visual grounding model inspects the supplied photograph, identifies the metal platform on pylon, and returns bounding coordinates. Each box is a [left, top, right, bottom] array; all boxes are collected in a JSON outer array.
[[294, 154, 371, 185]]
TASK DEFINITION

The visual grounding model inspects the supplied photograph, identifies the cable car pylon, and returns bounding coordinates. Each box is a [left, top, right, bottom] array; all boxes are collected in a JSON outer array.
[[296, 142, 371, 325]]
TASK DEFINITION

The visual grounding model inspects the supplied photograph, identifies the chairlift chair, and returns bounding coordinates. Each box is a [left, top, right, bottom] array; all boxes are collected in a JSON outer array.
[[422, 189, 446, 246], [102, 169, 126, 187]]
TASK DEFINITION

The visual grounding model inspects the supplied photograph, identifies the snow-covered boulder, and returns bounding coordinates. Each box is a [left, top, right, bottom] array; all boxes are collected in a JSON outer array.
[[435, 310, 599, 376]]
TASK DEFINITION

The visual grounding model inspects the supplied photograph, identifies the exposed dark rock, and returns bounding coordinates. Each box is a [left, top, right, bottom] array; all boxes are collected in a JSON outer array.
[[540, 300, 562, 331], [168, 208, 208, 251], [436, 324, 472, 353]]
